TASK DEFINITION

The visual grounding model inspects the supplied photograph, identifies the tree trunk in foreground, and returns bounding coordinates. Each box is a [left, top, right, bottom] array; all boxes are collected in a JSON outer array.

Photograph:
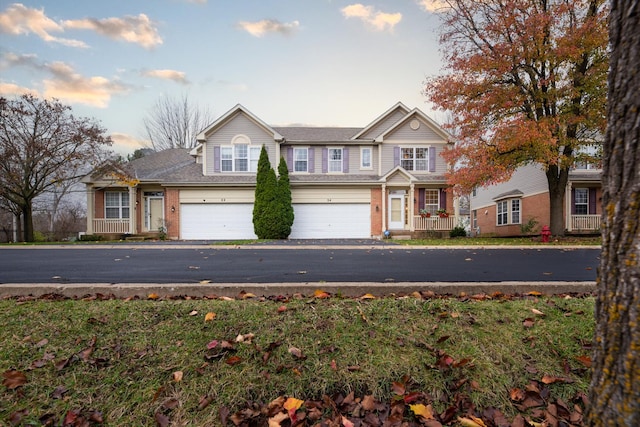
[[587, 0, 640, 425]]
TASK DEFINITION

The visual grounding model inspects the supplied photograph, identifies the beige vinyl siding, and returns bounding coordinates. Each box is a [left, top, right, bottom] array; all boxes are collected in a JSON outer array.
[[291, 187, 370, 204], [180, 189, 255, 204], [204, 112, 277, 175], [359, 109, 407, 139], [379, 143, 448, 175], [292, 146, 378, 176], [471, 164, 549, 209], [385, 119, 444, 141]]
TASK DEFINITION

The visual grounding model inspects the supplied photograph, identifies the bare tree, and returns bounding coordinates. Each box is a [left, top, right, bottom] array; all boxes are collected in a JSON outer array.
[[143, 94, 214, 151], [0, 95, 112, 242], [587, 0, 640, 424]]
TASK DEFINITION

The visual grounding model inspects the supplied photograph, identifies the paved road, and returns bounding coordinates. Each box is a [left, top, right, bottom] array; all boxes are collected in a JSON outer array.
[[0, 244, 599, 285]]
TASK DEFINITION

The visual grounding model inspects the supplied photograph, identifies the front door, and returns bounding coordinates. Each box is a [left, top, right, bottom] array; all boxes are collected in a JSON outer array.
[[145, 196, 164, 232], [388, 193, 405, 230]]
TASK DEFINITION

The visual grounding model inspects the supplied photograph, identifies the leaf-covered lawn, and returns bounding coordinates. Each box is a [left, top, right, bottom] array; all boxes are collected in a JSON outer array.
[[1, 292, 594, 426]]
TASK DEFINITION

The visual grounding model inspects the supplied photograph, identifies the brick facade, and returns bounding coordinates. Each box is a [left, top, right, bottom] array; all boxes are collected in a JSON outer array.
[[370, 188, 383, 237]]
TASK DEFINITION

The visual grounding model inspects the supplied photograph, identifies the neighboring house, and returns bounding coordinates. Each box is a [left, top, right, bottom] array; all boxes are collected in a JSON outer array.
[[83, 102, 459, 240], [470, 163, 602, 237]]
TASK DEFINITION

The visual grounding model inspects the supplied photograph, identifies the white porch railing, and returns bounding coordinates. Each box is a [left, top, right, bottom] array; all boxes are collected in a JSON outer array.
[[93, 219, 131, 234], [571, 215, 601, 231], [413, 215, 457, 231]]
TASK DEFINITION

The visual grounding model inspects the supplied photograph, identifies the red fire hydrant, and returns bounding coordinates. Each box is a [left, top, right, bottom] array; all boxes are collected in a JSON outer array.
[[541, 225, 551, 243]]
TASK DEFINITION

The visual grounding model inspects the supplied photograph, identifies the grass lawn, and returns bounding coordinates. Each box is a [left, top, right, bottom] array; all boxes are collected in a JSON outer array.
[[1, 293, 594, 426]]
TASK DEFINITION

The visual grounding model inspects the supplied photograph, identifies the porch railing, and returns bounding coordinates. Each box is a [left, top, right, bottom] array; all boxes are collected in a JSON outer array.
[[93, 219, 131, 234], [571, 215, 601, 231], [413, 215, 457, 231]]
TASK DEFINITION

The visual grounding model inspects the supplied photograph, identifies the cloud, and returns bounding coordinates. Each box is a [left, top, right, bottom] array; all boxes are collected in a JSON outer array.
[[62, 14, 162, 49], [110, 132, 149, 154], [43, 62, 129, 107], [341, 4, 402, 32], [415, 0, 449, 13], [0, 3, 87, 47], [236, 19, 300, 37], [0, 81, 40, 97], [1, 52, 128, 108], [141, 69, 189, 84]]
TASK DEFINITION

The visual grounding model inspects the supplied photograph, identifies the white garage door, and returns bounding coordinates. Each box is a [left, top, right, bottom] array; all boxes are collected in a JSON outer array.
[[290, 204, 370, 239], [180, 204, 257, 240]]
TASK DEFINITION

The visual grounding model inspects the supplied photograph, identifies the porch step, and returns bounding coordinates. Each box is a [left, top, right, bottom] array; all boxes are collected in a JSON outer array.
[[391, 235, 411, 240], [124, 235, 147, 241]]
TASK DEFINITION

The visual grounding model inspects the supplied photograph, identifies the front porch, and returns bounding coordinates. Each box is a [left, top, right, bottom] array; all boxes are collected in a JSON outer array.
[[92, 219, 131, 234], [569, 214, 601, 233], [413, 215, 457, 231]]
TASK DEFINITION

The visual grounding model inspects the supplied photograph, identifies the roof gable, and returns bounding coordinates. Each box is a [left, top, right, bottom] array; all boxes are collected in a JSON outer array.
[[196, 104, 283, 142], [351, 102, 411, 140], [375, 109, 451, 142]]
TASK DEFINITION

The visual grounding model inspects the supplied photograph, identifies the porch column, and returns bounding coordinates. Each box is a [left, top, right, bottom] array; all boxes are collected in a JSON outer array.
[[409, 184, 415, 232], [129, 186, 137, 235], [381, 184, 387, 233], [566, 181, 573, 232], [86, 186, 94, 235]]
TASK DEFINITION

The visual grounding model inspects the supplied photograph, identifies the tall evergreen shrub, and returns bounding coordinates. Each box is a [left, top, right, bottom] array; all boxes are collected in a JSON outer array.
[[275, 156, 294, 238]]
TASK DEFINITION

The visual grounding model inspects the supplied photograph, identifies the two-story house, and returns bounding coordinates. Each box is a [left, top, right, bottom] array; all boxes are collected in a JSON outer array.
[[83, 102, 457, 240], [470, 163, 602, 237]]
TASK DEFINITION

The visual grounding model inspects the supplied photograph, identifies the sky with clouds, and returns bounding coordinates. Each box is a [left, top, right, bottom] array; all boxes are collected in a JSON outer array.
[[1, 0, 446, 154]]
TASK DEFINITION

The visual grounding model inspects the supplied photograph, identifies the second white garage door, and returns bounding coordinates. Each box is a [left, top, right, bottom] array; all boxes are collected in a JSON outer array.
[[290, 204, 370, 239], [180, 204, 257, 240]]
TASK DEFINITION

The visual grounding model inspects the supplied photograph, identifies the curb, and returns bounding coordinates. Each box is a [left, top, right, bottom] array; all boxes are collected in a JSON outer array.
[[0, 281, 597, 299]]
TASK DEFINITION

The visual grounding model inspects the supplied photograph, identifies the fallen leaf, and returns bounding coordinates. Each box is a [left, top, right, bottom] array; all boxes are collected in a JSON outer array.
[[189, 310, 198, 316], [199, 280, 211, 284], [268, 411, 289, 427], [531, 308, 545, 316], [361, 395, 377, 411], [523, 318, 535, 328], [283, 397, 303, 411], [154, 411, 170, 427], [528, 291, 543, 296], [51, 385, 68, 399], [342, 415, 355, 427], [172, 371, 183, 382], [188, 265, 200, 270], [197, 395, 213, 411], [239, 291, 256, 299], [162, 398, 180, 410], [360, 293, 376, 300], [226, 356, 242, 365], [457, 416, 488, 427], [541, 374, 573, 384], [277, 305, 287, 313], [2, 370, 27, 389], [330, 359, 337, 371], [206, 340, 219, 350], [288, 347, 306, 360], [576, 355, 592, 368], [9, 409, 29, 425], [148, 293, 160, 300], [204, 312, 216, 322], [313, 289, 331, 299], [35, 338, 49, 348], [410, 403, 435, 420]]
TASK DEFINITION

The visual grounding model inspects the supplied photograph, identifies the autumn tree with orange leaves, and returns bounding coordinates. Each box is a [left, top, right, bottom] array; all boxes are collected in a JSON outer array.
[[424, 0, 608, 235]]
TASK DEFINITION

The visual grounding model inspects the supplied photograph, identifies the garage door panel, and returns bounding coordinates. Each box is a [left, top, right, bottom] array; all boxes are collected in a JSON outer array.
[[180, 204, 256, 240], [290, 204, 370, 239]]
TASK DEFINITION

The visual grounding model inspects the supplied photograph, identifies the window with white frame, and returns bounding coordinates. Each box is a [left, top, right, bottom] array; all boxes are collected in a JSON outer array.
[[424, 189, 439, 214], [574, 188, 588, 215], [361, 147, 372, 169], [496, 198, 522, 225], [105, 192, 129, 219], [294, 147, 308, 172], [220, 144, 262, 172], [401, 147, 428, 171], [497, 200, 508, 225], [328, 148, 343, 172], [511, 199, 521, 224]]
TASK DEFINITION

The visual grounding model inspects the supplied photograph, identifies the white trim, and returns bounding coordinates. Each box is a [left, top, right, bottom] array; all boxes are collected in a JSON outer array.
[[327, 146, 343, 174], [293, 146, 309, 173], [360, 146, 373, 170]]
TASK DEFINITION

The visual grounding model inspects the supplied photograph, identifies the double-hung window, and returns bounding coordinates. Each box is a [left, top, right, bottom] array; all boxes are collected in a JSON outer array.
[[361, 147, 372, 169], [497, 200, 508, 225], [294, 147, 308, 172], [574, 189, 588, 215], [401, 147, 428, 171], [105, 192, 129, 219], [496, 198, 522, 225], [328, 148, 343, 172], [220, 144, 261, 172]]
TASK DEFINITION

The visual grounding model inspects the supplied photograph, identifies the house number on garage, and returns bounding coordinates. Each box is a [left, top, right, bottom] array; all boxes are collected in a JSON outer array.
[[221, 198, 226, 202]]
